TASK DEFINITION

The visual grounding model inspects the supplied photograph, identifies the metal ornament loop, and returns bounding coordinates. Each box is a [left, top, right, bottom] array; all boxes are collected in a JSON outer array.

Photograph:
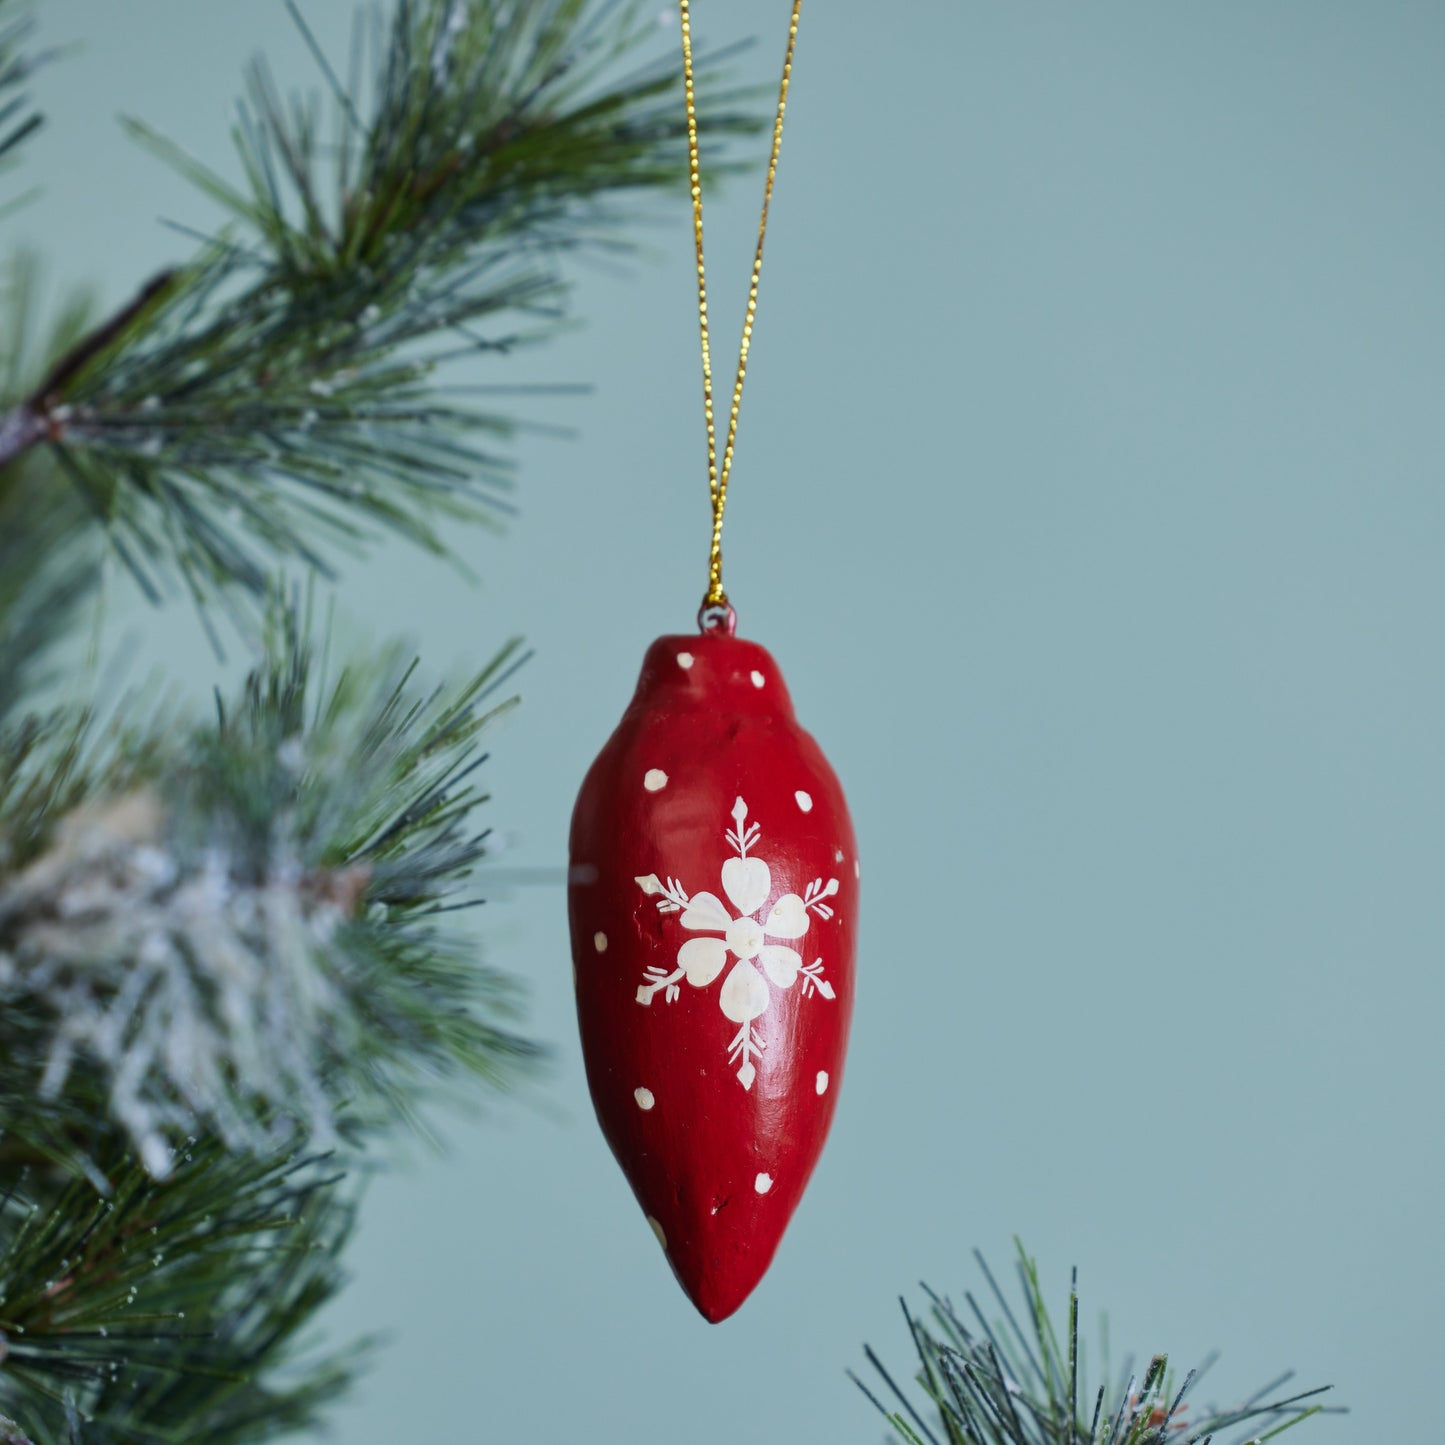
[[697, 601, 737, 637]]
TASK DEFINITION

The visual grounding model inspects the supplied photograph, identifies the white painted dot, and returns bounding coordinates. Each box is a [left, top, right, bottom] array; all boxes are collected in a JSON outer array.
[[834, 848, 845, 862], [676, 652, 694, 669], [634, 1087, 655, 1111], [754, 1172, 773, 1194], [750, 670, 765, 688], [593, 931, 608, 953], [643, 769, 668, 792], [647, 1215, 667, 1249], [794, 790, 813, 813], [816, 1071, 829, 1095]]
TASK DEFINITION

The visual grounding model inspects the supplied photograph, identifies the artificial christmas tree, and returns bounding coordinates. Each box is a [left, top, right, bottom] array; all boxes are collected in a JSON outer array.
[[0, 2, 751, 1437]]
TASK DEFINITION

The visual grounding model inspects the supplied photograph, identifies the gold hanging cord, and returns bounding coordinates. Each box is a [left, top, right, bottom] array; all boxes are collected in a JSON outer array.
[[680, 0, 802, 621]]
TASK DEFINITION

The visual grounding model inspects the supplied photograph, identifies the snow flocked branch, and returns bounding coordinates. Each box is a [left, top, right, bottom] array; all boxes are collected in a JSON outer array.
[[0, 600, 536, 1180]]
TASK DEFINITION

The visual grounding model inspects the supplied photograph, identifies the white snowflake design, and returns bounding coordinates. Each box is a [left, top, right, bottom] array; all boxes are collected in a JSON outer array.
[[634, 797, 840, 1089]]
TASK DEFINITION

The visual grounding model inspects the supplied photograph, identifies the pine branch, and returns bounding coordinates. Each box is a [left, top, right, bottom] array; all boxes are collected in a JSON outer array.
[[854, 1243, 1340, 1445], [0, 0, 757, 616], [0, 1133, 362, 1445], [0, 255, 101, 722], [0, 596, 539, 1180]]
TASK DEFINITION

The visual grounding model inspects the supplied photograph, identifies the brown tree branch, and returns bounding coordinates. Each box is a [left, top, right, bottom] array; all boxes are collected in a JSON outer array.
[[0, 268, 179, 472]]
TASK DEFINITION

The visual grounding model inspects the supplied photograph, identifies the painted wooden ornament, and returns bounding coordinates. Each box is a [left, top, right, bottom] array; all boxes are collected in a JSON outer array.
[[568, 622, 856, 1321], [571, 0, 848, 1322]]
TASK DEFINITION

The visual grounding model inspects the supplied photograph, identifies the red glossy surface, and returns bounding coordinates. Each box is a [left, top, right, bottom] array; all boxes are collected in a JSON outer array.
[[569, 632, 857, 1322]]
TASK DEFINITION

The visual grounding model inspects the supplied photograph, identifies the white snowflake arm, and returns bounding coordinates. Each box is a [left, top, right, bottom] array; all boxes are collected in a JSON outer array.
[[803, 877, 840, 921], [635, 873, 690, 914], [636, 964, 685, 1006], [727, 1021, 766, 1090], [725, 796, 761, 859], [799, 957, 836, 1000]]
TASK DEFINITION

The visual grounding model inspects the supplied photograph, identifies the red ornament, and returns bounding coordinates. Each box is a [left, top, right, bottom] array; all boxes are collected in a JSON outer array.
[[569, 624, 857, 1322]]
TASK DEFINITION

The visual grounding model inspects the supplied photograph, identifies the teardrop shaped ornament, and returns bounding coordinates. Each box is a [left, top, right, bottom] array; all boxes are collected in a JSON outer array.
[[568, 630, 857, 1321]]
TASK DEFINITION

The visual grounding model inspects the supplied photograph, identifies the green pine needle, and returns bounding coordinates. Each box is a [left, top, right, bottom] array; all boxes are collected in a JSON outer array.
[[0, 1134, 362, 1445], [854, 1243, 1339, 1445], [0, 254, 100, 720], [0, 1, 43, 175]]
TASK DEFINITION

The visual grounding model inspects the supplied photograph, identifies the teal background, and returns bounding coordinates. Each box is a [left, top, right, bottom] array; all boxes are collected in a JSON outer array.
[[16, 1, 1445, 1440]]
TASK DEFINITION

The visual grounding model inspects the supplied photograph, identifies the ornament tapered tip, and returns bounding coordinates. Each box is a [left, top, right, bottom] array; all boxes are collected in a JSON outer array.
[[695, 1293, 747, 1325], [645, 1181, 791, 1324], [670, 1254, 768, 1324]]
